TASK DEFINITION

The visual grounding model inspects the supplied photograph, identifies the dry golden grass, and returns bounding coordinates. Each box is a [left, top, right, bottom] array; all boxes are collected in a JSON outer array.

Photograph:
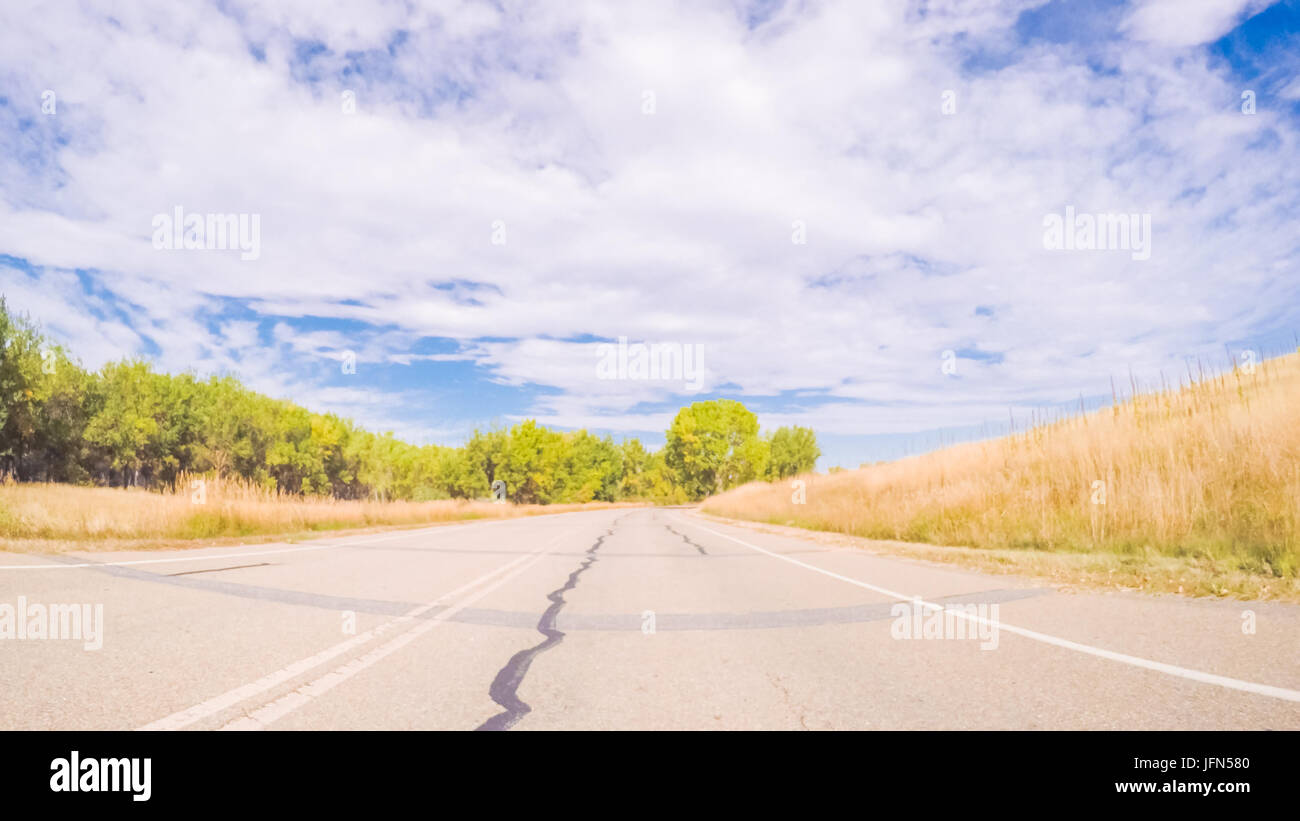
[[705, 351, 1300, 598], [0, 476, 640, 552]]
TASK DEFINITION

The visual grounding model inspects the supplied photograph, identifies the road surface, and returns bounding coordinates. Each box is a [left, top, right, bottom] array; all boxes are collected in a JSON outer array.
[[2, 507, 1298, 730]]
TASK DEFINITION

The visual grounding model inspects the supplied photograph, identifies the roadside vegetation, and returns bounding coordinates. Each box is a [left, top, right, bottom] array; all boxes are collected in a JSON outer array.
[[0, 476, 639, 552], [704, 351, 1300, 600], [0, 298, 819, 545]]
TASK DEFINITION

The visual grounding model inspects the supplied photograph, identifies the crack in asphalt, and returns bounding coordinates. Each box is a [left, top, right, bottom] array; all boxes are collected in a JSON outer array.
[[664, 523, 708, 555], [474, 521, 618, 731], [767, 673, 812, 731]]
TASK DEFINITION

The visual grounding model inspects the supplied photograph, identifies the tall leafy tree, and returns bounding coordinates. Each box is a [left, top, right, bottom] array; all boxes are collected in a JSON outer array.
[[765, 426, 820, 479], [557, 431, 621, 502], [499, 420, 564, 504], [0, 300, 55, 479], [84, 360, 164, 487], [664, 399, 768, 499]]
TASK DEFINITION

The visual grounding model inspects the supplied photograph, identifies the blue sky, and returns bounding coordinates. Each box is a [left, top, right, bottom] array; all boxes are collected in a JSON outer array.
[[2, 0, 1299, 470]]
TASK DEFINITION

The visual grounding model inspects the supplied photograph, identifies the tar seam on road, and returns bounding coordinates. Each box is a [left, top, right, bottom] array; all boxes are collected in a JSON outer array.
[[664, 523, 708, 555], [475, 521, 618, 731], [42, 544, 1048, 631], [167, 562, 272, 576]]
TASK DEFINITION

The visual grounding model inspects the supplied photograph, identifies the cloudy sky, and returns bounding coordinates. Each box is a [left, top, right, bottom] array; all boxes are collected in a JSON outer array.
[[1, 0, 1298, 468]]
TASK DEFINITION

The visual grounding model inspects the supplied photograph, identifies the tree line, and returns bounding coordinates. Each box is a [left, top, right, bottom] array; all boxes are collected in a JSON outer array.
[[0, 298, 819, 503]]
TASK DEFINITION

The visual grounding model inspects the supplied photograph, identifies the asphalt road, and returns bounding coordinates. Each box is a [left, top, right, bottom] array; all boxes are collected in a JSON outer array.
[[2, 507, 1298, 730]]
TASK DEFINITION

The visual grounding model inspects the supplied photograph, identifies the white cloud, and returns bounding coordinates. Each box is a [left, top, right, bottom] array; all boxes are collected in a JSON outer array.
[[1121, 0, 1272, 48], [0, 0, 1297, 446]]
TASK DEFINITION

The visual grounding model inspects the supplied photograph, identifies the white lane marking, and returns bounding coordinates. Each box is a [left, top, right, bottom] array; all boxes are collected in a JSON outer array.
[[219, 528, 576, 730], [676, 514, 1300, 704], [0, 513, 557, 570], [136, 531, 563, 731]]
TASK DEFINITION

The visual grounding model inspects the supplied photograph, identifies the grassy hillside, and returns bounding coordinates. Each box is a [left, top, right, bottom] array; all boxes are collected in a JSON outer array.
[[704, 351, 1300, 597]]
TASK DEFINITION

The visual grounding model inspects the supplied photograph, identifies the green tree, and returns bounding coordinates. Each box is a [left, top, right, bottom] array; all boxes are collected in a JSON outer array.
[[663, 399, 768, 499], [556, 431, 621, 502], [765, 426, 820, 479], [0, 300, 72, 480], [499, 420, 564, 504], [83, 360, 164, 486], [462, 428, 508, 496], [438, 445, 490, 499], [618, 438, 653, 498]]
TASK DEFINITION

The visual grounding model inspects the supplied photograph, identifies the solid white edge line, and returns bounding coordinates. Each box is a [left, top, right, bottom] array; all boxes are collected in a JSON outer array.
[[676, 513, 1300, 704]]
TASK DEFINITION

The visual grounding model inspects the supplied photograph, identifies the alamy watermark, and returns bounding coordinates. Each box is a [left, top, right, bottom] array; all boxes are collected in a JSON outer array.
[[1043, 206, 1151, 261], [595, 336, 705, 391], [152, 206, 261, 260], [0, 596, 103, 650], [50, 751, 150, 801], [890, 596, 999, 650]]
